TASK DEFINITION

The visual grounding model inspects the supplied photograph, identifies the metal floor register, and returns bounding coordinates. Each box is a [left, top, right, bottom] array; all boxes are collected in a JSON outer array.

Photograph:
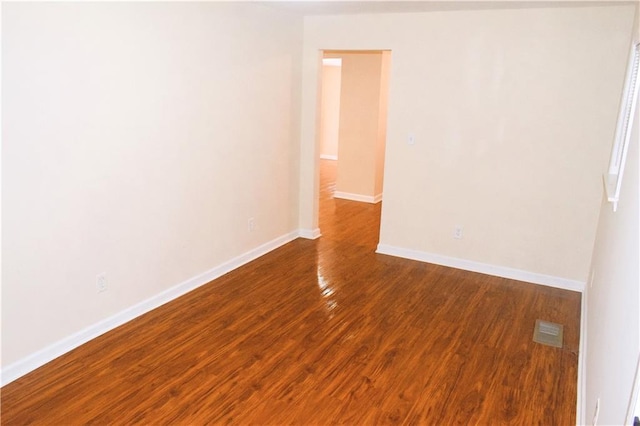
[[533, 319, 564, 348]]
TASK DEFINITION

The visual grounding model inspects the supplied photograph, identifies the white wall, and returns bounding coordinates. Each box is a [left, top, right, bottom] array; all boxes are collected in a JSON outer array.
[[584, 8, 640, 424], [2, 2, 302, 371], [300, 5, 635, 283]]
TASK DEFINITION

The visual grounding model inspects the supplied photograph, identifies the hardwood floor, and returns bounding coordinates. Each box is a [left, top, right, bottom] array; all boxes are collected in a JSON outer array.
[[2, 159, 581, 424]]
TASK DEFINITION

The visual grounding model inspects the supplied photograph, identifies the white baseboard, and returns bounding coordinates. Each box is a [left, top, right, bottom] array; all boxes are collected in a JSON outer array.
[[1, 230, 301, 386], [376, 244, 585, 293], [298, 228, 321, 239], [320, 154, 338, 161], [577, 287, 587, 426], [334, 191, 382, 204]]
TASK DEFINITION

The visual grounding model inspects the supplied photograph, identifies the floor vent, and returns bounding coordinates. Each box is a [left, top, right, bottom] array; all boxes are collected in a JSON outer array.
[[533, 319, 564, 348]]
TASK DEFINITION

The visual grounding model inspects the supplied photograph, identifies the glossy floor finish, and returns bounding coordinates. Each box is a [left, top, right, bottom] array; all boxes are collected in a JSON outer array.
[[2, 160, 581, 424]]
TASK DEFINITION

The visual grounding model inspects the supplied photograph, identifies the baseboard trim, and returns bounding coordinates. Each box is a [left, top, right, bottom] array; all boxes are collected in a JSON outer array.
[[1, 230, 300, 386], [298, 228, 322, 239], [376, 244, 585, 293], [577, 287, 587, 426], [334, 191, 382, 204], [320, 154, 338, 161]]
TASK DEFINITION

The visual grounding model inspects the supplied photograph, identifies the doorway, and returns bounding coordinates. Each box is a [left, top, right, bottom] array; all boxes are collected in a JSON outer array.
[[316, 50, 391, 244]]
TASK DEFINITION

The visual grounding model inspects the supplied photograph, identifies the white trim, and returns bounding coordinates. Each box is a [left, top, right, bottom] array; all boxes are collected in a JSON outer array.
[[320, 154, 338, 161], [0, 230, 300, 386], [298, 228, 322, 239], [334, 191, 382, 204], [577, 286, 588, 426], [376, 244, 585, 293], [605, 42, 640, 211]]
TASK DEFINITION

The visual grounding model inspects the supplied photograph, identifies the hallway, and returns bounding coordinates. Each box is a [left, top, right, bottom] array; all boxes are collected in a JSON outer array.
[[318, 159, 382, 249]]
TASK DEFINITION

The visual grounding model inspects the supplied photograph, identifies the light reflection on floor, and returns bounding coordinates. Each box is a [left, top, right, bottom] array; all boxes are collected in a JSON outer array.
[[317, 270, 338, 318]]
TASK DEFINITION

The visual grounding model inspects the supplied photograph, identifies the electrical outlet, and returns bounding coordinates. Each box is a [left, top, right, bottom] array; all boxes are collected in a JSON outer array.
[[453, 226, 463, 239], [248, 217, 256, 232], [593, 397, 600, 425], [96, 273, 107, 293]]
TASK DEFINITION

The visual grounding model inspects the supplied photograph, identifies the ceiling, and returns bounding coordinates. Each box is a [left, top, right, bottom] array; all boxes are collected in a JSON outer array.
[[263, 0, 636, 16]]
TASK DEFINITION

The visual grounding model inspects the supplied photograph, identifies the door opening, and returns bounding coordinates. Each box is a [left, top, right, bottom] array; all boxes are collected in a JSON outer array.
[[315, 50, 391, 244]]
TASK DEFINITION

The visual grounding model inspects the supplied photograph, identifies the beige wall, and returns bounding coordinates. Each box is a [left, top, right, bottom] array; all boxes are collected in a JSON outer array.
[[2, 2, 302, 368], [375, 51, 391, 198], [301, 5, 635, 282], [319, 62, 341, 159], [335, 52, 385, 199], [584, 5, 640, 424]]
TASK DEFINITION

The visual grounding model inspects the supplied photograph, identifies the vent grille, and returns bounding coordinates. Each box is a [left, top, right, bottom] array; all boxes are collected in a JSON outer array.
[[533, 319, 564, 348]]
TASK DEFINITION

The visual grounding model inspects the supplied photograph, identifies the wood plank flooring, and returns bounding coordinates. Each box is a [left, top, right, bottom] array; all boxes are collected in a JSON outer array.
[[1, 159, 581, 424]]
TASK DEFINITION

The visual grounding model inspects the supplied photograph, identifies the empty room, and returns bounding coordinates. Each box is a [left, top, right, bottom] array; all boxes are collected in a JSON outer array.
[[2, 1, 639, 424]]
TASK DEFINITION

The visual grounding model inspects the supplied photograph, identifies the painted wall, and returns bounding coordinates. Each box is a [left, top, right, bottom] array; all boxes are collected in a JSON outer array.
[[335, 52, 386, 200], [2, 2, 302, 368], [375, 51, 391, 198], [584, 7, 640, 424], [319, 62, 341, 160], [300, 5, 635, 282]]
